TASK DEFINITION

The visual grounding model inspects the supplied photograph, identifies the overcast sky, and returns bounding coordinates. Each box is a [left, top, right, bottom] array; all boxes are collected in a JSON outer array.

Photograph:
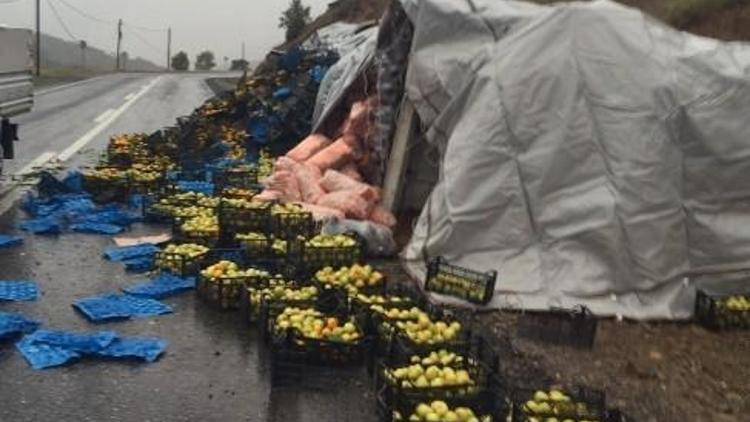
[[0, 0, 332, 68]]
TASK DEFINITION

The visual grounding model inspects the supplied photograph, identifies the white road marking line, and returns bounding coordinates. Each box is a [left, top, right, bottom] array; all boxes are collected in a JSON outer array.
[[124, 93, 135, 101], [94, 108, 116, 123], [35, 74, 108, 96], [15, 151, 58, 176], [58, 76, 162, 162]]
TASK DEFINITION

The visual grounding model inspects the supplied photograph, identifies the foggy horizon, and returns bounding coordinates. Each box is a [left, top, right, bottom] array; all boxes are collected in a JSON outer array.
[[0, 0, 333, 69]]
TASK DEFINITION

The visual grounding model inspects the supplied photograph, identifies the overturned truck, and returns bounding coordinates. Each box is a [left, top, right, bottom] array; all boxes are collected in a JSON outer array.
[[303, 0, 750, 319]]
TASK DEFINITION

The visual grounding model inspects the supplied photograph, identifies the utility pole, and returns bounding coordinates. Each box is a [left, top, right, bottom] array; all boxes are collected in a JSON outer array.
[[166, 27, 172, 71], [115, 19, 123, 71], [241, 42, 245, 61], [35, 0, 41, 76]]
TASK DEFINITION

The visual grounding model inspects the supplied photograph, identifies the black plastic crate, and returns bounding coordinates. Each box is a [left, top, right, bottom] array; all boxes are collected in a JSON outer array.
[[312, 262, 387, 298], [269, 323, 370, 368], [376, 383, 505, 422], [82, 168, 129, 203], [141, 194, 175, 224], [389, 312, 473, 360], [128, 173, 166, 195], [213, 166, 258, 189], [289, 234, 363, 273], [167, 168, 211, 183], [154, 244, 210, 277], [219, 186, 258, 201], [516, 305, 598, 349], [106, 151, 133, 168], [271, 211, 315, 240], [372, 308, 472, 374], [350, 285, 427, 329], [375, 353, 495, 403], [218, 199, 272, 240], [425, 257, 498, 305], [240, 279, 310, 325], [255, 295, 319, 341], [196, 249, 265, 310], [197, 273, 250, 310], [695, 290, 750, 330], [236, 233, 275, 259], [509, 386, 606, 422], [175, 228, 220, 248]]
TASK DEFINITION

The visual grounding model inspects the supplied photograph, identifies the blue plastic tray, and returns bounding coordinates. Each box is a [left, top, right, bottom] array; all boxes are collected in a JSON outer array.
[[103, 244, 159, 262], [16, 336, 81, 370], [26, 329, 117, 353], [0, 281, 39, 301], [0, 234, 23, 249], [70, 223, 125, 235], [95, 336, 167, 362], [123, 274, 195, 299], [0, 312, 40, 340], [73, 294, 173, 322]]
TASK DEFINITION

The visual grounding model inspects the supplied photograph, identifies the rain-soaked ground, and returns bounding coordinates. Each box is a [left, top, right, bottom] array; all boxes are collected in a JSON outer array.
[[0, 205, 378, 422]]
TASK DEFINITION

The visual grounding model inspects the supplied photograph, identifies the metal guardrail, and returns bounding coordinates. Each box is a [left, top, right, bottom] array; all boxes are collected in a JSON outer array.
[[0, 71, 33, 118]]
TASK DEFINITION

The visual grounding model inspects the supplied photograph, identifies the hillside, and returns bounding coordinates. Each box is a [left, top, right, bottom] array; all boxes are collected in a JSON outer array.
[[536, 0, 750, 40], [38, 32, 161, 72], [290, 0, 750, 45]]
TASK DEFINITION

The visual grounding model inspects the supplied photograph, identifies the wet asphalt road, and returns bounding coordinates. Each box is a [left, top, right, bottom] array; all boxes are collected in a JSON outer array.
[[0, 74, 377, 422]]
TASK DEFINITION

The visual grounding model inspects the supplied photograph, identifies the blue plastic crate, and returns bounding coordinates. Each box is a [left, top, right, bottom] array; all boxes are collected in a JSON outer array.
[[19, 217, 61, 235], [123, 273, 195, 299], [26, 329, 117, 353], [16, 336, 81, 370], [70, 222, 125, 235], [0, 234, 23, 249], [16, 329, 168, 369], [0, 281, 39, 301], [73, 294, 172, 322], [103, 244, 159, 262], [123, 256, 155, 273]]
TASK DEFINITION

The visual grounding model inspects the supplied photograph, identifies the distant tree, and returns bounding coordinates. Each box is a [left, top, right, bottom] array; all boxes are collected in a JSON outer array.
[[230, 59, 249, 71], [171, 51, 190, 71], [279, 0, 312, 41], [195, 50, 217, 71]]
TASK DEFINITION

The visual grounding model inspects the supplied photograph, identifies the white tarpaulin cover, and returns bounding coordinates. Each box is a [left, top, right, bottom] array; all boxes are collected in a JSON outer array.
[[400, 0, 750, 319], [310, 24, 379, 129]]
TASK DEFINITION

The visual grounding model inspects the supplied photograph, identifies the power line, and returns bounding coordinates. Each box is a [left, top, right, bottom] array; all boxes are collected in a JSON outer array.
[[54, 0, 114, 25], [124, 25, 164, 55], [56, 0, 166, 33], [46, 0, 77, 41], [124, 21, 166, 33]]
